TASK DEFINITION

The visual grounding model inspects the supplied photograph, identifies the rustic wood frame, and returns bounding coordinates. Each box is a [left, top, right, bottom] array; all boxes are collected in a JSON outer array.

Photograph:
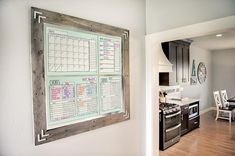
[[31, 7, 130, 145]]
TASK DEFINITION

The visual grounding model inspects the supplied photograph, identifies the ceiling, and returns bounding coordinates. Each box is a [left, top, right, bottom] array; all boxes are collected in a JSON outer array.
[[189, 29, 235, 51]]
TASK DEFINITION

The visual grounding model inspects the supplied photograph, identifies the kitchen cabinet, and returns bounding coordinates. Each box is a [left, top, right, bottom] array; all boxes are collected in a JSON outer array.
[[160, 40, 190, 86], [180, 101, 200, 135], [180, 104, 189, 136], [188, 102, 200, 131], [188, 116, 200, 131]]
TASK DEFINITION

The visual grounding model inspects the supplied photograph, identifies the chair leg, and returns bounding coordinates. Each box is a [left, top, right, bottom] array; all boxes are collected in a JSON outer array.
[[229, 112, 231, 123], [233, 112, 235, 121], [215, 111, 219, 121]]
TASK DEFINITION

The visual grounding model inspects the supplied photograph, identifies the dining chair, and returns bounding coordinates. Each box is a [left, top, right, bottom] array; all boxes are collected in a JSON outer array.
[[220, 90, 229, 107], [221, 90, 235, 120], [213, 91, 233, 123]]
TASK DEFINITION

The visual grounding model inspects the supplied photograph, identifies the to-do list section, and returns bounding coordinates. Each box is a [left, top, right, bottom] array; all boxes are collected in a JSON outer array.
[[49, 82, 76, 122], [47, 77, 99, 129], [99, 36, 121, 74], [44, 23, 124, 129], [100, 76, 123, 114]]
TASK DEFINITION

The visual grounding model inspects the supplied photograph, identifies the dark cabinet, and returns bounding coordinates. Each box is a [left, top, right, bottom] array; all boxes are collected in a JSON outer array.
[[160, 40, 190, 86], [182, 45, 190, 83], [188, 116, 200, 131], [180, 105, 189, 136], [180, 102, 200, 136], [188, 102, 200, 131]]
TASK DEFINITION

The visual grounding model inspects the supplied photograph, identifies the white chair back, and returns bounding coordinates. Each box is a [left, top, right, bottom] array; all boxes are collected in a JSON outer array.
[[221, 90, 229, 107], [213, 91, 223, 108]]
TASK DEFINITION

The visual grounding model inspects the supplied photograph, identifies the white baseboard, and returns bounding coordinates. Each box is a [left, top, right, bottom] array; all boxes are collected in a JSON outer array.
[[200, 107, 216, 115]]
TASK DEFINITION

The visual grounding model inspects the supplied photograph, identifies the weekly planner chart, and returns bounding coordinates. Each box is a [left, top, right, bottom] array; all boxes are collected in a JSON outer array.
[[44, 23, 123, 129]]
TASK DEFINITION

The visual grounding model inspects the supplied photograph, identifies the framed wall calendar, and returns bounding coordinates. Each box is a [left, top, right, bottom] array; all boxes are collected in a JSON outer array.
[[31, 7, 130, 145]]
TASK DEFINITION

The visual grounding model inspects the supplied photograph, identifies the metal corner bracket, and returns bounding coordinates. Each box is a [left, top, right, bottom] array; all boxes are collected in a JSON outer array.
[[122, 31, 129, 39], [123, 111, 130, 119], [34, 10, 46, 23], [37, 129, 49, 143]]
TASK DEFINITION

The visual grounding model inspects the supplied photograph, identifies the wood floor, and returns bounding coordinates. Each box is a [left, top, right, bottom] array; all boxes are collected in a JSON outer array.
[[160, 111, 235, 156]]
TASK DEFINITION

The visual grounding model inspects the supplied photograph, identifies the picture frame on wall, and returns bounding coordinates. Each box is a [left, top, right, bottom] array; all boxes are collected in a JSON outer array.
[[190, 59, 197, 85]]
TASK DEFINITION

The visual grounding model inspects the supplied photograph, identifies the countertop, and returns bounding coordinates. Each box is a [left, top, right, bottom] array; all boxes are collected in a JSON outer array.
[[166, 98, 200, 106], [158, 98, 200, 113]]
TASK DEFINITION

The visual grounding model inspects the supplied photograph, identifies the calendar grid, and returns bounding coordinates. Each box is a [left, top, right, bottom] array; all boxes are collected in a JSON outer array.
[[48, 33, 96, 73]]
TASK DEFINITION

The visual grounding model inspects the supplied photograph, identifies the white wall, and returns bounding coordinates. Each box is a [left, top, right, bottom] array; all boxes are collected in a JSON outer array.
[[212, 49, 235, 106], [146, 0, 235, 34], [182, 45, 212, 110], [0, 0, 146, 156]]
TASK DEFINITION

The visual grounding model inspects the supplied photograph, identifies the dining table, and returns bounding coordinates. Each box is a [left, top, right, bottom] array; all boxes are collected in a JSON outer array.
[[227, 97, 235, 108], [227, 97, 235, 102]]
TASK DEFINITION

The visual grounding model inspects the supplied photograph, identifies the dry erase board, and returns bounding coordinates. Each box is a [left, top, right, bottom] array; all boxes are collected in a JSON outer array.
[[31, 7, 130, 145]]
